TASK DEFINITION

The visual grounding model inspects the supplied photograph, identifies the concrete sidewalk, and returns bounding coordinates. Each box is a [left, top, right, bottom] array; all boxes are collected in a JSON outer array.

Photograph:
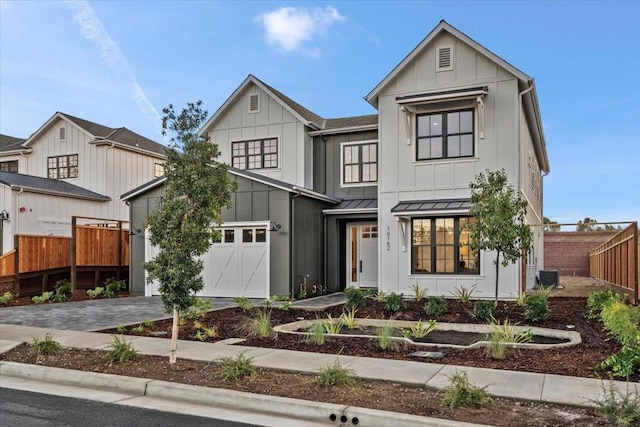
[[1, 323, 637, 412]]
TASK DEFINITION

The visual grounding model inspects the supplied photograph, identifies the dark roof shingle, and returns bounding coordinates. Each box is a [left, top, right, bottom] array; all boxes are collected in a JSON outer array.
[[324, 115, 378, 130], [0, 134, 27, 153], [0, 171, 111, 201]]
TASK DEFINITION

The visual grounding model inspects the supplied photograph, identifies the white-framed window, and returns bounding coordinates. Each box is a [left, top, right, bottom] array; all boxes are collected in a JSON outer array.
[[47, 154, 78, 179], [232, 138, 278, 170], [341, 141, 378, 185], [411, 216, 479, 275], [154, 162, 165, 178], [416, 109, 474, 161]]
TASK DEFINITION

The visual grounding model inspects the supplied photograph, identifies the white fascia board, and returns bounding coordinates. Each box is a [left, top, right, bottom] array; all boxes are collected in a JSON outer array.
[[121, 177, 167, 201], [23, 112, 94, 148], [198, 76, 254, 137], [0, 148, 32, 156], [10, 185, 110, 202], [215, 221, 271, 228], [308, 124, 378, 137], [396, 88, 487, 105], [392, 209, 469, 217], [91, 139, 167, 160], [292, 186, 341, 203]]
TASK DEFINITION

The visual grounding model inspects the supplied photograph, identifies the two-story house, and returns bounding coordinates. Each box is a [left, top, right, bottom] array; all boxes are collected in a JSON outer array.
[[0, 112, 167, 254], [124, 21, 549, 300]]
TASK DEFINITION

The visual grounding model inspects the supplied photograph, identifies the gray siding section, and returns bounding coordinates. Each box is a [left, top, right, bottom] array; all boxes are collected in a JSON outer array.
[[312, 130, 379, 197], [223, 175, 291, 296], [292, 196, 329, 296], [128, 186, 164, 296]]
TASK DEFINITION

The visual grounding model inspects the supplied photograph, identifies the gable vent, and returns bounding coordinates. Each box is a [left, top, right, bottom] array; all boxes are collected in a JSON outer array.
[[248, 93, 260, 113], [437, 46, 453, 71]]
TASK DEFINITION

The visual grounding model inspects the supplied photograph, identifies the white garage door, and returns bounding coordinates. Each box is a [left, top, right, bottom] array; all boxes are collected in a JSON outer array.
[[145, 222, 270, 298]]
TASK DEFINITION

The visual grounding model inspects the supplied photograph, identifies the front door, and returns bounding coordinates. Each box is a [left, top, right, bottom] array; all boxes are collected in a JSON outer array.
[[347, 223, 378, 288]]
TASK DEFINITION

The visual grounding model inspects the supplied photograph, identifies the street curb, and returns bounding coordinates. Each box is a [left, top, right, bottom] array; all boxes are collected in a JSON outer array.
[[0, 361, 485, 427]]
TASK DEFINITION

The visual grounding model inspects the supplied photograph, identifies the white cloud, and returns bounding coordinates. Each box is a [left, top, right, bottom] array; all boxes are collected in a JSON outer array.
[[255, 6, 345, 54], [64, 0, 162, 135]]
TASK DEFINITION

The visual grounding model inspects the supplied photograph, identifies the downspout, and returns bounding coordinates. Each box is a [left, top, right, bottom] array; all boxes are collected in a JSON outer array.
[[518, 82, 534, 294], [290, 191, 302, 298]]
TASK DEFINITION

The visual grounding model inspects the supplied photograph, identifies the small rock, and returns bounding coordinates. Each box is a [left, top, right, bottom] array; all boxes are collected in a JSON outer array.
[[566, 325, 575, 329]]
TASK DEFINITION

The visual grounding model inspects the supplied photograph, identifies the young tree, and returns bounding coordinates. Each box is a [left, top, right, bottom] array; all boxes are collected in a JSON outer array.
[[467, 169, 532, 304], [145, 101, 236, 363]]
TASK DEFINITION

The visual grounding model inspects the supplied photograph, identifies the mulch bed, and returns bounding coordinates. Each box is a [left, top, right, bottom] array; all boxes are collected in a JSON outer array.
[[1, 290, 130, 307], [103, 297, 636, 382]]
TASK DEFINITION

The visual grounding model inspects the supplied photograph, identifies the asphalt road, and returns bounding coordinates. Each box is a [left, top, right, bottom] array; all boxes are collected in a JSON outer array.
[[0, 388, 257, 427]]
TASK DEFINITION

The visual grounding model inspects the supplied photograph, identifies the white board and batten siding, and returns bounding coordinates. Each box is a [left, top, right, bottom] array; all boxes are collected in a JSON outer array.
[[145, 221, 270, 299], [208, 84, 313, 189], [377, 31, 530, 299]]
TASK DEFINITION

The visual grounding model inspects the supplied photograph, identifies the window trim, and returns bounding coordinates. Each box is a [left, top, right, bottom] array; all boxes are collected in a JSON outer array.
[[231, 137, 279, 171], [410, 216, 480, 276], [340, 139, 378, 187], [0, 160, 18, 173], [47, 154, 78, 180], [415, 108, 475, 161]]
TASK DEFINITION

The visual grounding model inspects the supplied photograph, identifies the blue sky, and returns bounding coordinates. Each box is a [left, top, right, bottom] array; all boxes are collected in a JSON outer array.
[[1, 1, 639, 226]]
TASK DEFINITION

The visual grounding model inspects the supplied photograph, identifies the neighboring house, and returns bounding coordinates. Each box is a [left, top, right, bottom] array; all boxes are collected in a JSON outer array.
[[0, 112, 167, 254], [125, 20, 549, 300]]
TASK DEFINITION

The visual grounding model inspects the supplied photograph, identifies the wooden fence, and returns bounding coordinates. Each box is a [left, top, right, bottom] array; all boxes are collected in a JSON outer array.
[[589, 222, 639, 304], [0, 216, 129, 295]]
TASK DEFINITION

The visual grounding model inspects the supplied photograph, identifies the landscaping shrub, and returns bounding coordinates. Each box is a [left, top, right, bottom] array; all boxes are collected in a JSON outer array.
[[317, 358, 358, 387], [244, 308, 272, 338], [402, 320, 437, 340], [339, 308, 360, 329], [233, 296, 255, 311], [184, 297, 211, 320], [372, 290, 389, 302], [385, 292, 406, 313], [590, 381, 640, 427], [104, 278, 126, 298], [523, 293, 550, 323], [450, 285, 476, 304], [0, 291, 17, 304], [344, 287, 366, 310], [488, 319, 532, 344], [440, 370, 490, 409], [473, 300, 495, 322], [278, 300, 293, 311], [596, 301, 640, 378], [323, 314, 344, 334], [32, 291, 53, 304], [410, 283, 428, 302], [218, 351, 256, 381], [376, 321, 398, 350], [86, 287, 104, 299], [423, 296, 447, 318], [107, 336, 138, 363], [31, 333, 61, 355], [587, 289, 622, 320], [53, 280, 71, 302], [305, 321, 326, 346]]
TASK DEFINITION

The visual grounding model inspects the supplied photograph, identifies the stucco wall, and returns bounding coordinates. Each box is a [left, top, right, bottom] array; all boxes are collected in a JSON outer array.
[[544, 231, 617, 276]]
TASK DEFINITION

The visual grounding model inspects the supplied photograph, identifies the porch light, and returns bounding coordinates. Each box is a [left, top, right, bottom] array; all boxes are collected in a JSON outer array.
[[0, 210, 9, 221], [268, 221, 281, 232]]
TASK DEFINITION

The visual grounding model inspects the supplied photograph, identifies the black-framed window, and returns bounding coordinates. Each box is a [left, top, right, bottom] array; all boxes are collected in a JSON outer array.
[[47, 154, 78, 179], [232, 138, 278, 170], [343, 142, 377, 184], [0, 160, 18, 173], [416, 110, 474, 160], [411, 216, 479, 275]]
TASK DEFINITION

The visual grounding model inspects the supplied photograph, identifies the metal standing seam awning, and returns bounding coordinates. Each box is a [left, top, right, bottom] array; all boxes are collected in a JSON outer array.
[[391, 198, 473, 252], [323, 197, 378, 215]]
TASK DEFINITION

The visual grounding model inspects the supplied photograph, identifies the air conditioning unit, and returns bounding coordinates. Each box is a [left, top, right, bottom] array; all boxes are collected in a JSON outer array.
[[539, 270, 559, 287]]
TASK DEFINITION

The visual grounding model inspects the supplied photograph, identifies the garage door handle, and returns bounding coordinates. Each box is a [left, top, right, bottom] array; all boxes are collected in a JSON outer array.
[[359, 260, 362, 273]]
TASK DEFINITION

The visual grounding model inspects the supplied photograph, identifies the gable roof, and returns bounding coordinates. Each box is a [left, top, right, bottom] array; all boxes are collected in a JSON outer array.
[[21, 112, 167, 158], [0, 134, 29, 154], [366, 20, 531, 107], [309, 114, 378, 136], [199, 75, 325, 136], [121, 166, 340, 205], [0, 171, 111, 201]]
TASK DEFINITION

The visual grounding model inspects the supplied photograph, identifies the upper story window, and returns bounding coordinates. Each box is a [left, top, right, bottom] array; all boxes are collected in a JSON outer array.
[[48, 154, 78, 179], [416, 109, 474, 161], [154, 162, 165, 178], [0, 160, 18, 173], [342, 141, 378, 185], [411, 216, 479, 275], [232, 138, 278, 170], [59, 126, 66, 141]]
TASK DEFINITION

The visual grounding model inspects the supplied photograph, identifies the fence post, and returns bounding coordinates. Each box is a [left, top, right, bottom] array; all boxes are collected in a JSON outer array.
[[633, 222, 638, 305], [13, 235, 20, 295], [71, 216, 77, 293], [117, 221, 123, 281]]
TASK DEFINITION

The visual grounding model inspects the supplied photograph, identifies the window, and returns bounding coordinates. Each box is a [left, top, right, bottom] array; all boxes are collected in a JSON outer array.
[[416, 110, 474, 160], [232, 138, 278, 170], [47, 154, 78, 179], [59, 126, 66, 141], [411, 217, 479, 275], [0, 160, 18, 173], [342, 142, 377, 184], [154, 163, 165, 178]]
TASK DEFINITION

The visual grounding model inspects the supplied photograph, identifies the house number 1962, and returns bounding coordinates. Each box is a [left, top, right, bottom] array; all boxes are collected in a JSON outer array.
[[386, 227, 391, 251]]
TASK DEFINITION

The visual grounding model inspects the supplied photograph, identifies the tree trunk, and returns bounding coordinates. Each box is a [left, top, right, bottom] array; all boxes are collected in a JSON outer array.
[[494, 250, 501, 305], [169, 308, 179, 364]]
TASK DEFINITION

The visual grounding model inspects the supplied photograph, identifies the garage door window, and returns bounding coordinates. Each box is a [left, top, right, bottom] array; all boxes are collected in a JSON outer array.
[[243, 229, 253, 242], [256, 229, 266, 242], [224, 230, 235, 243]]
